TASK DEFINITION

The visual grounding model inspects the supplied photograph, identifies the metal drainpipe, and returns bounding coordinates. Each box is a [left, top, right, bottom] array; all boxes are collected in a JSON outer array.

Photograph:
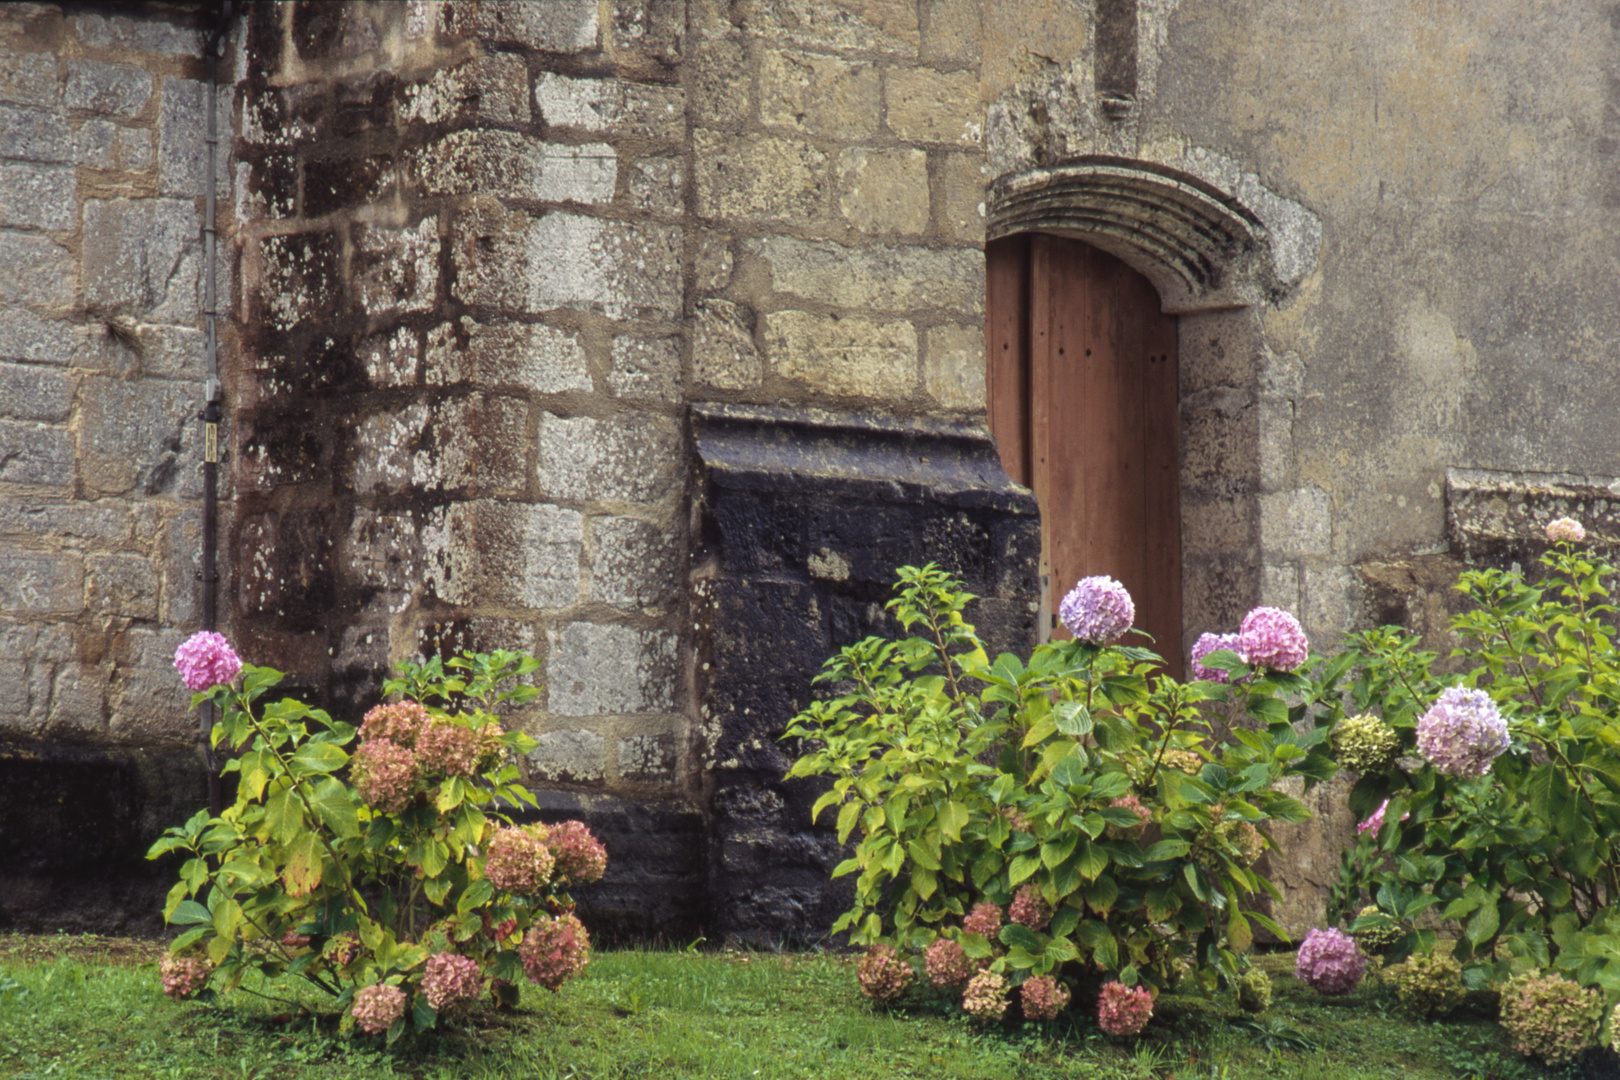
[[199, 1, 232, 816]]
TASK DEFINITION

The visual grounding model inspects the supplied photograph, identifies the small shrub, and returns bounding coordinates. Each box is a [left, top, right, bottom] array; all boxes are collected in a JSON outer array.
[[1498, 971, 1601, 1066], [1386, 949, 1466, 1019]]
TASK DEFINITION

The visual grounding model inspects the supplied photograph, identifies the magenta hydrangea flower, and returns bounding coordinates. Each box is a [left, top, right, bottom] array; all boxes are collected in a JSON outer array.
[[1416, 686, 1509, 777], [1097, 980, 1154, 1036], [963, 901, 1003, 940], [173, 631, 242, 692], [350, 738, 420, 814], [1546, 517, 1586, 543], [924, 937, 975, 988], [1189, 632, 1241, 682], [520, 913, 591, 991], [1237, 607, 1309, 672], [421, 952, 483, 1012], [546, 820, 609, 885], [1009, 885, 1051, 932], [1295, 927, 1366, 995], [1355, 797, 1409, 836], [1059, 576, 1135, 644], [351, 983, 407, 1035], [1021, 974, 1071, 1021]]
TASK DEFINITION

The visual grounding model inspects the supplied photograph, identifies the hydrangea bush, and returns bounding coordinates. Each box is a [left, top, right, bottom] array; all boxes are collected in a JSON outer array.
[[148, 642, 606, 1041], [785, 564, 1342, 1030]]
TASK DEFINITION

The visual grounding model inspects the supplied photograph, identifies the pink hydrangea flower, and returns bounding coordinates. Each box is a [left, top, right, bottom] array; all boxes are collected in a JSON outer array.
[[159, 952, 211, 999], [1098, 980, 1153, 1036], [546, 820, 608, 885], [856, 944, 914, 1001], [924, 937, 975, 988], [421, 952, 483, 1012], [962, 970, 1009, 1020], [484, 825, 556, 895], [1416, 686, 1508, 777], [350, 738, 420, 814], [520, 913, 591, 991], [1237, 607, 1309, 672], [1009, 885, 1051, 932], [351, 983, 407, 1035], [415, 720, 480, 778], [173, 631, 242, 692], [1059, 576, 1135, 644], [359, 701, 432, 748], [1108, 794, 1152, 837], [1295, 927, 1366, 995], [963, 901, 1003, 940], [1190, 632, 1241, 682], [1355, 798, 1409, 836], [1021, 974, 1071, 1021], [1546, 517, 1586, 543]]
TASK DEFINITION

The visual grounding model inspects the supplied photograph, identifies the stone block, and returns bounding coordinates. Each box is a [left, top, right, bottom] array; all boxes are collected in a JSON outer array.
[[0, 52, 60, 109], [1261, 561, 1302, 613], [690, 36, 749, 127], [1181, 496, 1257, 554], [0, 308, 85, 366], [399, 55, 528, 127], [757, 235, 983, 313], [922, 322, 985, 409], [0, 622, 41, 725], [693, 230, 734, 292], [751, 0, 920, 56], [528, 728, 606, 783], [611, 0, 684, 60], [75, 377, 199, 497], [446, 1, 599, 52], [0, 163, 74, 230], [591, 514, 679, 609], [0, 546, 84, 614], [694, 130, 826, 225], [921, 0, 982, 63], [251, 230, 341, 331], [352, 217, 439, 316], [343, 506, 425, 602], [158, 78, 233, 198], [159, 509, 200, 625], [0, 421, 73, 488], [618, 730, 677, 782], [1260, 486, 1331, 557], [77, 11, 200, 55], [135, 323, 204, 381], [360, 325, 418, 387], [86, 554, 158, 620], [82, 198, 199, 319], [110, 626, 190, 739], [0, 362, 72, 422], [348, 394, 528, 497], [423, 500, 585, 609], [534, 72, 684, 142], [836, 147, 929, 235], [537, 412, 682, 503], [885, 67, 981, 145], [430, 318, 593, 393], [692, 299, 761, 391], [1258, 398, 1297, 490], [64, 60, 153, 117], [0, 104, 72, 163], [1181, 387, 1259, 500], [608, 335, 681, 402], [764, 311, 918, 400], [0, 499, 132, 544], [302, 153, 395, 217], [532, 143, 618, 204], [935, 150, 986, 243], [1304, 562, 1355, 642], [626, 156, 681, 213], [547, 622, 676, 715], [760, 51, 880, 138], [49, 662, 108, 733], [523, 213, 683, 321]]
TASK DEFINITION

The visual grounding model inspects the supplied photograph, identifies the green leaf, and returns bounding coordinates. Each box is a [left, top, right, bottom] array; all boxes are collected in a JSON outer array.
[[837, 800, 861, 845], [907, 839, 942, 871], [310, 778, 360, 840], [1075, 838, 1108, 881], [938, 801, 970, 843], [290, 741, 348, 775], [264, 785, 304, 844], [1009, 852, 1041, 886], [281, 833, 322, 897], [1000, 924, 1042, 952], [1041, 834, 1078, 869], [1054, 700, 1093, 737], [169, 899, 213, 926], [1466, 900, 1501, 948]]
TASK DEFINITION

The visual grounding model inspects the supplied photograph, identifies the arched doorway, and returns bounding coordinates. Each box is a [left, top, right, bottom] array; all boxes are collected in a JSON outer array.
[[986, 233, 1183, 676]]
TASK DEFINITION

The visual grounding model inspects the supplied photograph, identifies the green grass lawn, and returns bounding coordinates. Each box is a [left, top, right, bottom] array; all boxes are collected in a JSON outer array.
[[0, 934, 1590, 1080]]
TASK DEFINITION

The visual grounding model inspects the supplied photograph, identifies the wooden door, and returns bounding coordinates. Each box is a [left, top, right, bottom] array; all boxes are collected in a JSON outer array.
[[987, 234, 1183, 676]]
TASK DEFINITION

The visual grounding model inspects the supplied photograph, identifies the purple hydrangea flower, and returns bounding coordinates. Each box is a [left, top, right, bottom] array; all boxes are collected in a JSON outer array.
[[173, 631, 242, 692], [1295, 927, 1366, 996], [1237, 607, 1309, 672], [1546, 517, 1586, 543], [1416, 686, 1508, 777], [1355, 797, 1408, 836], [1059, 576, 1135, 644], [1190, 632, 1241, 682]]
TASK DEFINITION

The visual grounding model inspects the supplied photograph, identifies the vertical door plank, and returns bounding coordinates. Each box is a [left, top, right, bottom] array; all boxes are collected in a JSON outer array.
[[985, 236, 1031, 486]]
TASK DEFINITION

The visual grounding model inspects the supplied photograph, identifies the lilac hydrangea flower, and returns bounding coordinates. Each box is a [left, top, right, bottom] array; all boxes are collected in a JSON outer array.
[[1295, 927, 1366, 996], [1355, 797, 1408, 836], [1190, 632, 1241, 682], [1237, 607, 1309, 672], [1059, 576, 1135, 644], [1416, 686, 1508, 777], [173, 631, 242, 692], [1546, 517, 1586, 543]]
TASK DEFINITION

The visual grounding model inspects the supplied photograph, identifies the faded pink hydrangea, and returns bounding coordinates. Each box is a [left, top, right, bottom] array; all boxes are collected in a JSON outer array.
[[350, 738, 420, 814], [1009, 885, 1051, 933], [421, 952, 483, 1012], [1021, 974, 1071, 1021], [1000, 806, 1031, 832], [159, 952, 211, 999], [351, 983, 407, 1035], [482, 913, 519, 944], [1356, 798, 1409, 836], [856, 944, 914, 1001], [1237, 607, 1309, 672], [484, 825, 556, 895], [1416, 686, 1509, 777], [415, 720, 480, 778], [359, 701, 432, 749], [963, 901, 1003, 940], [546, 820, 608, 885], [962, 969, 1009, 1021], [1059, 576, 1135, 644], [520, 913, 591, 991], [1098, 980, 1153, 1036], [1295, 927, 1366, 996], [1190, 632, 1241, 683], [925, 937, 975, 988], [1546, 517, 1586, 543], [280, 931, 311, 950], [173, 631, 241, 693]]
